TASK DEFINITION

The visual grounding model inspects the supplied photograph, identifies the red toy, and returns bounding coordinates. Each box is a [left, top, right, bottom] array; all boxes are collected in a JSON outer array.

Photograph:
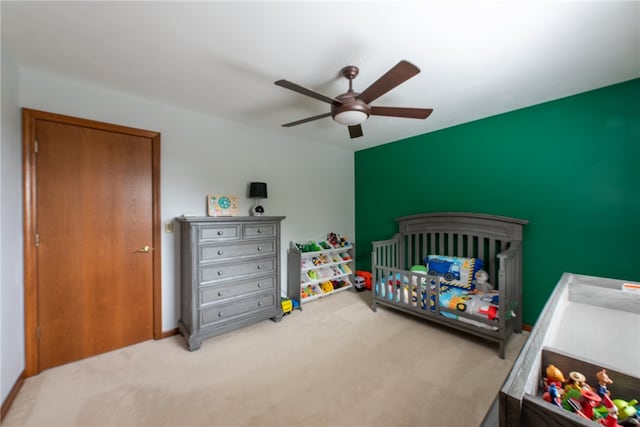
[[355, 271, 372, 290]]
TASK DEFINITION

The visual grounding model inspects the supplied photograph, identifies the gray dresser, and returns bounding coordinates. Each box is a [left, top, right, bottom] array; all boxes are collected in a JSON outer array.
[[177, 216, 286, 351]]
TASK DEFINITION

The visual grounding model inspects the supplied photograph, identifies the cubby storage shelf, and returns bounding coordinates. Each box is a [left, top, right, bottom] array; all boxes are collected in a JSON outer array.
[[287, 238, 355, 310]]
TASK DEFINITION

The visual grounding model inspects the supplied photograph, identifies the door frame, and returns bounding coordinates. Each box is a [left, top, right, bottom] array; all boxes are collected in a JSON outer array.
[[22, 108, 162, 377]]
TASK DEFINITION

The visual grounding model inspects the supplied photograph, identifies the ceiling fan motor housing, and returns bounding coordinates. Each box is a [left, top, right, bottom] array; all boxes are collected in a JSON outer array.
[[331, 93, 371, 125]]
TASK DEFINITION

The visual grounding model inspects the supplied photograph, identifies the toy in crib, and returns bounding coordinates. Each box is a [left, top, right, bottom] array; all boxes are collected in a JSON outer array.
[[473, 269, 493, 293], [444, 292, 500, 321]]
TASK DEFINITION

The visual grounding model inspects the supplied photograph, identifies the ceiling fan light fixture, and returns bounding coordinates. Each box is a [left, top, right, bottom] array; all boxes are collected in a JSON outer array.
[[333, 110, 368, 126]]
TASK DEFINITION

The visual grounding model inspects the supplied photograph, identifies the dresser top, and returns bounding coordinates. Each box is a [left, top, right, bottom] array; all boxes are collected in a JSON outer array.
[[176, 215, 285, 223]]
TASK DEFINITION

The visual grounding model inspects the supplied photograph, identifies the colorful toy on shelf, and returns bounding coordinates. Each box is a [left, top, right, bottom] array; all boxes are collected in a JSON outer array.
[[320, 281, 334, 293], [597, 369, 614, 398], [301, 284, 319, 299], [567, 371, 590, 392], [546, 364, 567, 384], [541, 363, 638, 427], [326, 232, 350, 248], [600, 395, 623, 427], [296, 241, 323, 253], [547, 383, 563, 407], [579, 389, 602, 420], [318, 240, 331, 250], [613, 398, 638, 422]]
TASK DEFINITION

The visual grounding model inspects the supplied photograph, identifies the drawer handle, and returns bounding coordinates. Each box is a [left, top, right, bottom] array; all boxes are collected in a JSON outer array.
[[217, 270, 223, 276], [257, 265, 262, 270], [257, 246, 262, 251], [218, 291, 224, 296], [257, 301, 263, 307], [217, 250, 224, 256], [217, 231, 223, 236], [257, 228, 262, 234], [218, 312, 224, 317], [257, 282, 262, 288]]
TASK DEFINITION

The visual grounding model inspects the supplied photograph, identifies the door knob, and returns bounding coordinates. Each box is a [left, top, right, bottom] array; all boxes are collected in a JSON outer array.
[[135, 245, 151, 253]]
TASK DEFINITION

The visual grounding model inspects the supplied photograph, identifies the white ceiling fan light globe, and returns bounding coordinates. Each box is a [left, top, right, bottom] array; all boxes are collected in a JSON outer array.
[[333, 110, 368, 126]]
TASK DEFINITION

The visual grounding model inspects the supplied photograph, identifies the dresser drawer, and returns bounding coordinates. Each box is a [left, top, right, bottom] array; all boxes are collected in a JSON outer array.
[[200, 257, 276, 284], [243, 223, 277, 239], [199, 293, 276, 328], [200, 240, 275, 263], [200, 275, 276, 305], [198, 224, 240, 242]]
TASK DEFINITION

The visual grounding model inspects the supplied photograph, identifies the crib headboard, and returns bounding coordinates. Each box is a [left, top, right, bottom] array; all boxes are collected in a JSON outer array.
[[394, 212, 528, 286]]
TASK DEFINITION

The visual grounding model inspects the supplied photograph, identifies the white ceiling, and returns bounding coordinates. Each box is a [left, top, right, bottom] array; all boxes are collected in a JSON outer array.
[[2, 1, 639, 151]]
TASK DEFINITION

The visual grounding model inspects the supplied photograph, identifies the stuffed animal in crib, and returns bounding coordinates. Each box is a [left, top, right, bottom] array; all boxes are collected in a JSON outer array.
[[474, 269, 493, 293]]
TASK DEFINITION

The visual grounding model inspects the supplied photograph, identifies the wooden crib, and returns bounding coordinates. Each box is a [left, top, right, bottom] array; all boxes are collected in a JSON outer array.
[[371, 212, 528, 358]]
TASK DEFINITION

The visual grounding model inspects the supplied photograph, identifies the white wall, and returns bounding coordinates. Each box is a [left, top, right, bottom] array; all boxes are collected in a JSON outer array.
[[17, 66, 355, 332], [1, 54, 25, 402], [1, 62, 355, 402]]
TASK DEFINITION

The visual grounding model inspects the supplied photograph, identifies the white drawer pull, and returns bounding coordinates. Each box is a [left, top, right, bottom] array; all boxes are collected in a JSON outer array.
[[257, 246, 262, 251], [218, 291, 224, 296], [257, 301, 263, 307], [257, 265, 262, 270], [217, 250, 224, 255], [257, 228, 262, 234], [257, 282, 262, 288], [218, 312, 224, 317], [217, 230, 223, 236], [217, 271, 223, 276]]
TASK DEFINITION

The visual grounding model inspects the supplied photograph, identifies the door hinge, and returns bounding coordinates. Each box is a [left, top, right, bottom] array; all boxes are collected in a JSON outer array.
[[35, 233, 40, 247], [36, 325, 41, 339], [34, 140, 39, 153]]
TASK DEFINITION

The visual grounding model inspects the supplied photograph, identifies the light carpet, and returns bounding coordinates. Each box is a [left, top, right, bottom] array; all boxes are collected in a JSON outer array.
[[3, 291, 527, 427]]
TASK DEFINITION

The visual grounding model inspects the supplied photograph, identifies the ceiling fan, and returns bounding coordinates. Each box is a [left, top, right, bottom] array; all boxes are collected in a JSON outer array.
[[275, 60, 433, 139]]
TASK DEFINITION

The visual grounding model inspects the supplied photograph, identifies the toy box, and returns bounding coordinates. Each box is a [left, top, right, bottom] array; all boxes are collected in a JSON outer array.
[[497, 273, 640, 427]]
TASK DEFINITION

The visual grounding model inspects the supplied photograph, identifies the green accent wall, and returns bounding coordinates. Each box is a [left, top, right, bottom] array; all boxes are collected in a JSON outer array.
[[354, 78, 640, 326]]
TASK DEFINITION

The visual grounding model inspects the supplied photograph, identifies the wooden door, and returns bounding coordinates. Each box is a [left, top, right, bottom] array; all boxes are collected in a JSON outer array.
[[23, 109, 162, 375]]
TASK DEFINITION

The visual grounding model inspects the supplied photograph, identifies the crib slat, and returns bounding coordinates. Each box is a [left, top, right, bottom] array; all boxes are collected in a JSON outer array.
[[421, 233, 427, 265], [489, 239, 496, 285]]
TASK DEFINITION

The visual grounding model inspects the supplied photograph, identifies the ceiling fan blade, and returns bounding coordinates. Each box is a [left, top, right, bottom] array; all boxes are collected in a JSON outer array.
[[282, 112, 332, 127], [275, 80, 341, 105], [357, 60, 420, 104], [348, 124, 363, 139], [370, 106, 433, 119]]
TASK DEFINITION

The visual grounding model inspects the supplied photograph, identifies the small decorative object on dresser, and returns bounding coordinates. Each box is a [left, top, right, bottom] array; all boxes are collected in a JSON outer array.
[[249, 182, 268, 216], [207, 194, 239, 217], [177, 215, 285, 351]]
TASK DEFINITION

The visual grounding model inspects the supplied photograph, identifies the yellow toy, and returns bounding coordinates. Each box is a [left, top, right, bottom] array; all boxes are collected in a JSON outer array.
[[321, 281, 334, 293]]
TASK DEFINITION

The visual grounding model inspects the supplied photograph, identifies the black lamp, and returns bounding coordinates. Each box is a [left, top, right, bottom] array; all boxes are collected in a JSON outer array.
[[249, 182, 267, 216]]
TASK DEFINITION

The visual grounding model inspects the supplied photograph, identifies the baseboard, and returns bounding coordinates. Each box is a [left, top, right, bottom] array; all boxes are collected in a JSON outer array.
[[160, 328, 178, 339], [1, 370, 25, 421]]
